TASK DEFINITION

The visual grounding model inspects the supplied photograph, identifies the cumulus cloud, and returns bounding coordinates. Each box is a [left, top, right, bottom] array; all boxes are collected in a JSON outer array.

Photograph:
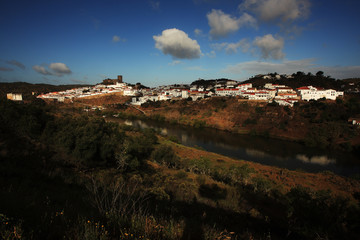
[[239, 0, 310, 23], [6, 60, 25, 70], [33, 65, 53, 75], [0, 67, 14, 71], [153, 28, 201, 59], [212, 39, 251, 54], [33, 62, 72, 76], [253, 34, 284, 59], [49, 63, 72, 76], [207, 9, 257, 39], [223, 58, 360, 79]]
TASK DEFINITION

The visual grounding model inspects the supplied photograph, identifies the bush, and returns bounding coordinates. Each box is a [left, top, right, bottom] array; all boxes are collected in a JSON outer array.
[[168, 135, 180, 144], [192, 119, 207, 128], [175, 170, 188, 179], [151, 145, 179, 168]]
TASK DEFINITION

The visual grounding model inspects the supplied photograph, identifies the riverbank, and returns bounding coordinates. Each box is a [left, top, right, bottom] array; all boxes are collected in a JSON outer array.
[[158, 136, 360, 200], [108, 96, 360, 152]]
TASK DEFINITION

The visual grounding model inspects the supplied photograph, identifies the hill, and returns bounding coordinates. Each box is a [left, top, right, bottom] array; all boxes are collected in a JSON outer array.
[[190, 73, 360, 92], [243, 72, 345, 90], [0, 82, 90, 100]]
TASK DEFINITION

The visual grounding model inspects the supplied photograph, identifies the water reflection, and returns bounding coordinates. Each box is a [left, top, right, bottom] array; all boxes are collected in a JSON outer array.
[[246, 149, 271, 159], [111, 117, 360, 176], [296, 154, 336, 166]]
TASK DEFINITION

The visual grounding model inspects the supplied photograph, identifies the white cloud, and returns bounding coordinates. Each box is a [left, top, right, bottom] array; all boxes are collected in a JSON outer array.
[[321, 65, 360, 79], [223, 59, 360, 79], [33, 65, 52, 75], [153, 28, 201, 59], [212, 39, 251, 54], [33, 62, 72, 76], [253, 34, 284, 59], [238, 12, 258, 28], [207, 9, 257, 39], [239, 0, 310, 23], [49, 63, 72, 76], [226, 39, 251, 54]]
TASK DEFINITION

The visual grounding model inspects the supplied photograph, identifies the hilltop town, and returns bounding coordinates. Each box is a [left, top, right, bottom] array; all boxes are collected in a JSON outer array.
[[34, 73, 347, 108]]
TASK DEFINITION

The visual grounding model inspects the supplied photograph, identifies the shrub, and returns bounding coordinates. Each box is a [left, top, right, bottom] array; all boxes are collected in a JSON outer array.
[[151, 145, 179, 168], [196, 175, 207, 185], [168, 135, 180, 144], [192, 119, 207, 128], [175, 170, 188, 179], [251, 177, 273, 194]]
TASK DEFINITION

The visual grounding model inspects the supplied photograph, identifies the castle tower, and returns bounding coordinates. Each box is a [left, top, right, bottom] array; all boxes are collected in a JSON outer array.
[[117, 75, 123, 83]]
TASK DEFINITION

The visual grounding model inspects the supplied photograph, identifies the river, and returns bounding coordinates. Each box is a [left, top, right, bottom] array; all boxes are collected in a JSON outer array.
[[110, 117, 360, 176]]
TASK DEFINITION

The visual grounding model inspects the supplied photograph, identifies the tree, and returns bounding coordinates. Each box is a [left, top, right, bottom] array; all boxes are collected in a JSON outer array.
[[316, 71, 324, 77]]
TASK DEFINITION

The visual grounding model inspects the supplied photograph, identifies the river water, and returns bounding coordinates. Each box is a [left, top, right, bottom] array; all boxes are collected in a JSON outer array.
[[110, 117, 360, 176]]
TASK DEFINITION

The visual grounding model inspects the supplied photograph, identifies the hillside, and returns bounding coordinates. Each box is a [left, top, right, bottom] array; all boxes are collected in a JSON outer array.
[[113, 96, 360, 152], [0, 82, 90, 100], [190, 73, 360, 92], [245, 73, 344, 90]]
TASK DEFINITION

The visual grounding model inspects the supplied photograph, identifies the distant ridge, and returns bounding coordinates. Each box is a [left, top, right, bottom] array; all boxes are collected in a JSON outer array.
[[0, 82, 90, 99]]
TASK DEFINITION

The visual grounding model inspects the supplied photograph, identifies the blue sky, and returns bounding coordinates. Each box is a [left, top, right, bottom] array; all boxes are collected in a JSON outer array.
[[1, 0, 359, 86]]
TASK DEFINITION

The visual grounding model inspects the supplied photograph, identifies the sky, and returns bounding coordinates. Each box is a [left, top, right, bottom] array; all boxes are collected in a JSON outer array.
[[0, 0, 360, 87]]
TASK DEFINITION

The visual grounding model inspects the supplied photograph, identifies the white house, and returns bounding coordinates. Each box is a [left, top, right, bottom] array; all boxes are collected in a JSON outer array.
[[215, 88, 242, 96], [7, 93, 23, 101], [243, 91, 271, 100], [181, 90, 189, 99], [123, 88, 138, 96], [264, 83, 287, 89], [236, 83, 252, 90], [274, 98, 298, 107], [296, 86, 343, 101]]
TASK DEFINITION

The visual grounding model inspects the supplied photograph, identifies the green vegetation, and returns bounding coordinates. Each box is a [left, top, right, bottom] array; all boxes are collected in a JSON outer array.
[[1, 99, 360, 239]]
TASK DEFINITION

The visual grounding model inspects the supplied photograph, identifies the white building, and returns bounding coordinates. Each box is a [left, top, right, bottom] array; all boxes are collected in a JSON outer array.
[[264, 83, 287, 89], [123, 88, 138, 96], [7, 93, 23, 101], [243, 91, 271, 100], [181, 90, 189, 99], [215, 88, 242, 96], [296, 86, 343, 101], [236, 83, 252, 90]]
